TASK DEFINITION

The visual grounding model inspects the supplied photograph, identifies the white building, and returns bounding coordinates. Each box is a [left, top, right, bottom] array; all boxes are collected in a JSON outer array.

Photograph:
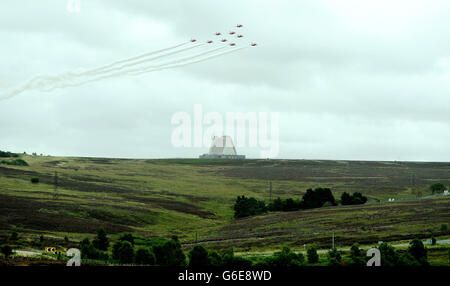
[[199, 136, 245, 159]]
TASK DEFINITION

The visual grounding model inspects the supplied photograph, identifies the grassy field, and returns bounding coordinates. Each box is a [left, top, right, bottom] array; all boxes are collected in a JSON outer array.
[[0, 154, 449, 256]]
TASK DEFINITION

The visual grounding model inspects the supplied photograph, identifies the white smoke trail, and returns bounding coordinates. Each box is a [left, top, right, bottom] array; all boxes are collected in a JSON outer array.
[[0, 44, 249, 100], [128, 44, 230, 75], [133, 46, 249, 75], [0, 43, 203, 100], [28, 45, 236, 91], [83, 41, 190, 75], [76, 43, 205, 77]]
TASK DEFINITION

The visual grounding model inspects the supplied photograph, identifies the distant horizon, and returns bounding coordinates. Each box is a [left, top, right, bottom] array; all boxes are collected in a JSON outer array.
[[9, 150, 450, 164]]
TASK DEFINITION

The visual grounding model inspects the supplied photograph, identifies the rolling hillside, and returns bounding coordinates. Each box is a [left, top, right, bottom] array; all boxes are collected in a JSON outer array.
[[0, 154, 449, 251]]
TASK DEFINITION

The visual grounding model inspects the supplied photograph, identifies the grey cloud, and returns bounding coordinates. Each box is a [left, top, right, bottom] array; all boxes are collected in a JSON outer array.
[[0, 0, 449, 161]]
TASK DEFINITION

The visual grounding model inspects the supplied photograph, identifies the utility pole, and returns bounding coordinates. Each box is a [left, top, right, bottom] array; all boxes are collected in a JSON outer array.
[[53, 171, 58, 200], [269, 181, 272, 202]]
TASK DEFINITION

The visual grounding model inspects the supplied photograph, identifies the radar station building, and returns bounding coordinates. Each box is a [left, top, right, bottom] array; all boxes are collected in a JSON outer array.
[[199, 136, 245, 159]]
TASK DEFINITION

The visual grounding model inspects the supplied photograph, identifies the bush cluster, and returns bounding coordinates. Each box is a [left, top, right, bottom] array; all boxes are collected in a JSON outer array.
[[0, 159, 28, 166], [341, 192, 367, 205], [0, 150, 19, 158]]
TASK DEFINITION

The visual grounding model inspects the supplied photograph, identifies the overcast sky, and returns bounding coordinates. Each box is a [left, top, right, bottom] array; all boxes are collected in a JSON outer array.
[[1, 0, 449, 161]]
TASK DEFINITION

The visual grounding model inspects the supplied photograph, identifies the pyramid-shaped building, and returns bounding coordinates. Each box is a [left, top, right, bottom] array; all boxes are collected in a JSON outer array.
[[199, 136, 245, 159]]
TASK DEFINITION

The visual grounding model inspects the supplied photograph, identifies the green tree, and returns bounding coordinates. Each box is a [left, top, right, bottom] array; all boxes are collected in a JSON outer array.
[[341, 192, 352, 205], [430, 183, 446, 194], [441, 224, 448, 232], [302, 188, 336, 209], [267, 197, 283, 211], [80, 238, 109, 260], [112, 241, 124, 260], [1, 245, 13, 258], [153, 237, 186, 266], [135, 247, 156, 265], [378, 242, 399, 266], [221, 248, 252, 267], [341, 192, 367, 205], [208, 251, 223, 267], [352, 192, 368, 204], [349, 244, 365, 266], [265, 247, 304, 267], [407, 239, 428, 266], [117, 241, 134, 264], [189, 245, 210, 267], [350, 244, 362, 257], [92, 228, 109, 251], [307, 246, 319, 264], [80, 237, 90, 249], [327, 248, 342, 266], [233, 196, 267, 218], [397, 252, 420, 266], [118, 233, 134, 246]]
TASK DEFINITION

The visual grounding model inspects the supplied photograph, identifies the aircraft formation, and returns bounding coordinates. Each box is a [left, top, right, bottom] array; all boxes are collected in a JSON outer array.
[[0, 24, 257, 100]]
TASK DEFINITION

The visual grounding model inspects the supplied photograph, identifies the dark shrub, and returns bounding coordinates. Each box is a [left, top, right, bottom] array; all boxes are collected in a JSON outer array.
[[233, 196, 267, 218], [265, 247, 304, 267], [153, 237, 186, 266], [341, 192, 367, 205], [1, 245, 13, 258], [118, 233, 134, 245], [397, 252, 421, 266], [307, 246, 319, 264], [378, 242, 398, 266], [221, 248, 252, 267], [349, 244, 365, 266], [0, 150, 18, 158], [30, 177, 40, 184], [117, 241, 134, 264], [80, 238, 109, 260], [92, 228, 109, 251], [302, 188, 336, 209], [189, 245, 210, 267], [407, 238, 428, 266], [430, 183, 446, 194], [135, 247, 156, 265], [327, 248, 342, 266], [208, 251, 223, 267]]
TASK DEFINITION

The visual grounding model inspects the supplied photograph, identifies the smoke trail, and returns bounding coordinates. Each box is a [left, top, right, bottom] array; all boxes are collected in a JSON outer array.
[[128, 44, 230, 75], [30, 45, 235, 90], [0, 43, 249, 100], [18, 42, 205, 90], [76, 43, 205, 77], [25, 46, 247, 92], [84, 41, 190, 75], [133, 46, 249, 75]]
